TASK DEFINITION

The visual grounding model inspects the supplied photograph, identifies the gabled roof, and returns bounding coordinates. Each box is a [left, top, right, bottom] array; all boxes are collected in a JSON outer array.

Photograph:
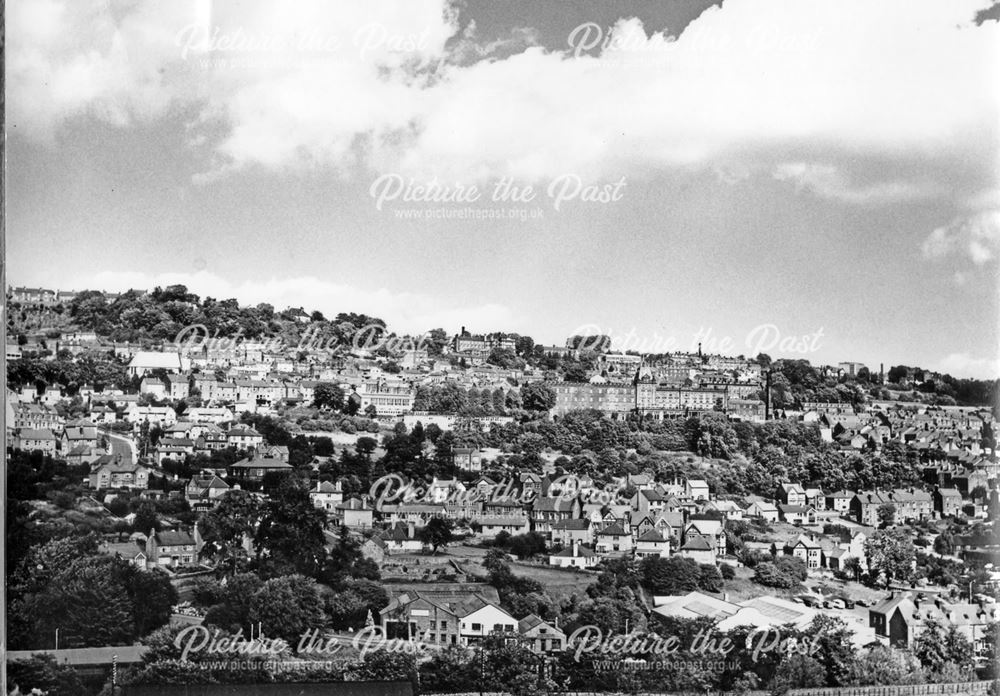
[[598, 522, 629, 537], [19, 428, 56, 440], [552, 518, 590, 531], [128, 351, 183, 369], [680, 535, 713, 551], [230, 456, 291, 470], [636, 529, 667, 543], [533, 496, 575, 513], [551, 545, 595, 558], [315, 480, 342, 493], [790, 534, 821, 549], [153, 529, 195, 546]]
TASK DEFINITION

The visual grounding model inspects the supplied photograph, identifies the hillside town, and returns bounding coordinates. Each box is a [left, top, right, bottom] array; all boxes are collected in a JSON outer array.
[[5, 286, 999, 695]]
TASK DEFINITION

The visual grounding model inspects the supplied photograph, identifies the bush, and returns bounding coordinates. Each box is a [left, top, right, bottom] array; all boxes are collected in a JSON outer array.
[[753, 556, 808, 589], [720, 563, 736, 580], [698, 563, 724, 592]]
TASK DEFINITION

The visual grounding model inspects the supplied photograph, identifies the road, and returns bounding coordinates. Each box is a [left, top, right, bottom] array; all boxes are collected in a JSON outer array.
[[101, 428, 138, 464]]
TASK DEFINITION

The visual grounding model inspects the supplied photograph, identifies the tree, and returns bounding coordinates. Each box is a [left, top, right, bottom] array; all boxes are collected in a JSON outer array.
[[848, 645, 925, 686], [198, 490, 264, 575], [640, 556, 702, 595], [350, 650, 419, 690], [203, 572, 263, 634], [420, 646, 481, 693], [420, 517, 454, 555], [865, 529, 916, 588], [842, 556, 862, 582], [877, 502, 897, 528], [11, 550, 174, 650], [507, 532, 547, 559], [806, 614, 858, 686], [248, 574, 326, 645], [312, 383, 345, 411], [7, 655, 87, 696], [129, 567, 180, 637], [520, 382, 556, 413], [133, 500, 161, 534], [933, 531, 954, 555], [255, 478, 328, 576], [913, 618, 975, 681], [698, 563, 724, 592], [753, 557, 807, 589], [770, 654, 826, 692]]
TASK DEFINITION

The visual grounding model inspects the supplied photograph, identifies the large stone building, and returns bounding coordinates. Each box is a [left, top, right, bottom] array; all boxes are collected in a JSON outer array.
[[551, 366, 732, 419], [355, 380, 415, 418]]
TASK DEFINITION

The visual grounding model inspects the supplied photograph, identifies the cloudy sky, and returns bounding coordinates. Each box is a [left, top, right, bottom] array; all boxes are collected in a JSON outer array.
[[7, 0, 1000, 377]]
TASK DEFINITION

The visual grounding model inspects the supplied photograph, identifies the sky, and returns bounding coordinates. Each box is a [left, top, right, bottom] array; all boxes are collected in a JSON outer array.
[[6, 0, 1000, 378]]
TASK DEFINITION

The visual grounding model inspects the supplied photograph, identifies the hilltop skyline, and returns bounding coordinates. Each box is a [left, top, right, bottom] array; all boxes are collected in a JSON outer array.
[[7, 0, 999, 378]]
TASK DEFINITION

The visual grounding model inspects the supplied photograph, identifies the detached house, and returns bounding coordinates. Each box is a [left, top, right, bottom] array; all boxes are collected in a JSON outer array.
[[186, 472, 230, 510], [785, 534, 823, 569], [334, 497, 374, 528], [825, 490, 854, 515], [154, 437, 195, 464], [779, 504, 816, 526], [15, 428, 57, 454], [226, 427, 264, 450], [745, 499, 779, 522], [378, 522, 426, 554], [685, 479, 710, 501], [89, 458, 150, 489], [145, 528, 199, 568], [776, 483, 807, 506], [531, 496, 581, 535], [310, 480, 344, 511], [550, 519, 593, 548], [62, 424, 99, 451], [228, 455, 292, 482], [634, 529, 671, 559], [678, 535, 716, 564], [595, 522, 633, 555], [518, 614, 565, 653], [633, 489, 668, 515], [549, 541, 599, 569]]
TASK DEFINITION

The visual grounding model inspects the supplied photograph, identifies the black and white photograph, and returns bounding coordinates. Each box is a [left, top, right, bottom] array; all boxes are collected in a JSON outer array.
[[3, 1, 999, 694]]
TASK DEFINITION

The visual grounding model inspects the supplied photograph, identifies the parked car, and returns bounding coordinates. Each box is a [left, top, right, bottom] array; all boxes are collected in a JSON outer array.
[[855, 598, 871, 607], [842, 598, 856, 609], [829, 598, 846, 609]]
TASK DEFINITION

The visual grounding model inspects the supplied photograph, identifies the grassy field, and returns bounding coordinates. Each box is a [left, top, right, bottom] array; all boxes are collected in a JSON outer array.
[[439, 543, 596, 606]]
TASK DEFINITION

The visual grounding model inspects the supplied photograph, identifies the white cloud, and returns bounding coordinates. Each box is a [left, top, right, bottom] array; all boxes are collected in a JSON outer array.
[[772, 163, 935, 204], [934, 352, 1000, 379], [81, 270, 514, 335], [7, 0, 999, 192], [922, 210, 1000, 265]]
